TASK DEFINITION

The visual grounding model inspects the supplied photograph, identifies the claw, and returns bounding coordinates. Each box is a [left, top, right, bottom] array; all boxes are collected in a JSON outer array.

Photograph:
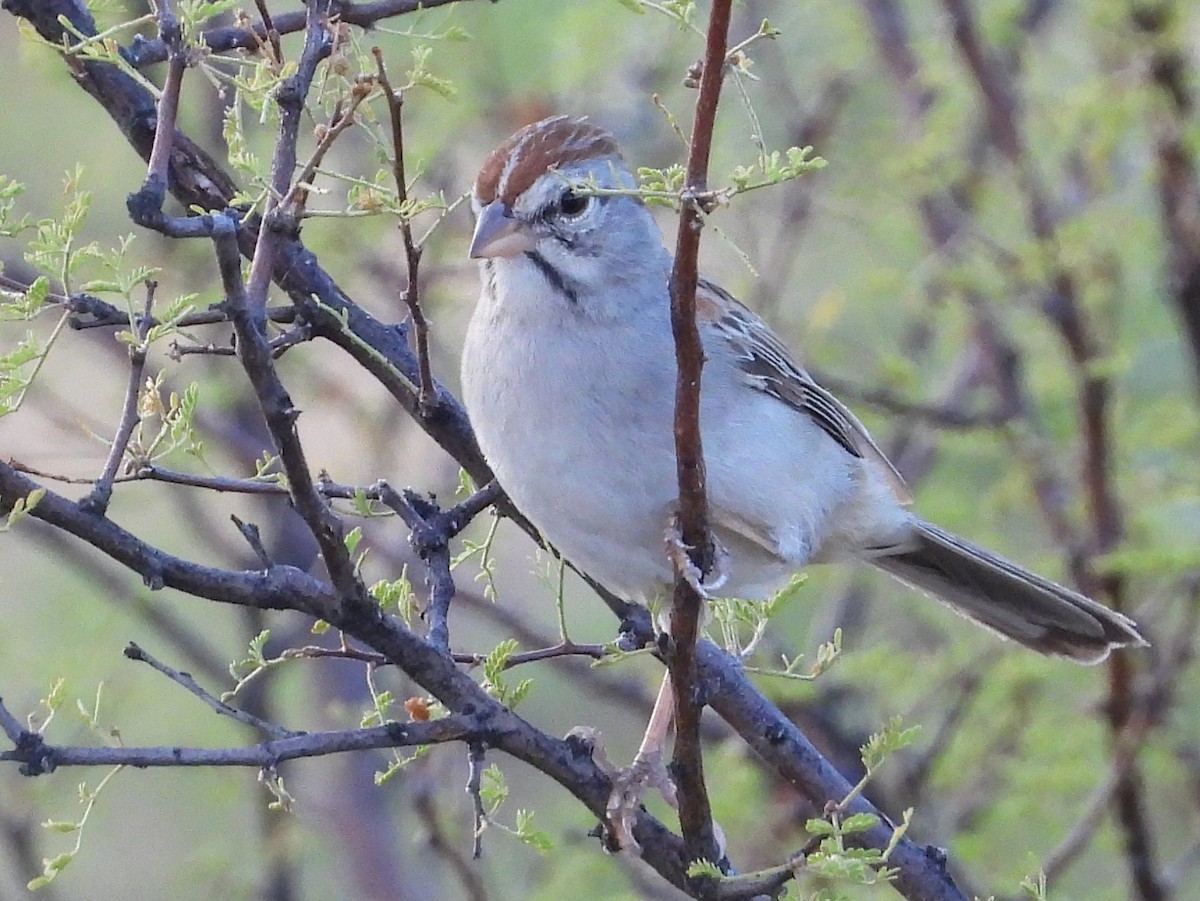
[[664, 517, 730, 598], [606, 748, 678, 854], [600, 674, 731, 864]]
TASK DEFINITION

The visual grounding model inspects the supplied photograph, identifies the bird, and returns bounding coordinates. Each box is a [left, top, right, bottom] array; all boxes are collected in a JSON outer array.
[[460, 115, 1146, 664]]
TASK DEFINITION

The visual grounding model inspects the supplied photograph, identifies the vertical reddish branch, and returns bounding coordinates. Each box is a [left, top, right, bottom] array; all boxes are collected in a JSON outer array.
[[670, 5, 730, 564], [666, 0, 734, 871]]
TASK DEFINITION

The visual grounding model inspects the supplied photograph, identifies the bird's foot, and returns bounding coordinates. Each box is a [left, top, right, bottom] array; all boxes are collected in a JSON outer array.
[[664, 518, 730, 597]]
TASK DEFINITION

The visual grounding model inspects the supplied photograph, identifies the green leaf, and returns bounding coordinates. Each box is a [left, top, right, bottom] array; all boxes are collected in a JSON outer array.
[[513, 809, 553, 853], [480, 639, 530, 707], [805, 817, 836, 836], [351, 488, 376, 517], [370, 568, 416, 621], [861, 716, 919, 773], [838, 812, 880, 835], [4, 487, 45, 530], [247, 630, 270, 664], [480, 764, 509, 813]]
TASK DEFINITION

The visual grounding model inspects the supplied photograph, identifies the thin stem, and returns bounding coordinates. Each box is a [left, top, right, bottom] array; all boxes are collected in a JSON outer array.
[[124, 642, 298, 738], [467, 742, 487, 859], [373, 46, 435, 409], [80, 282, 156, 515], [252, 0, 284, 64]]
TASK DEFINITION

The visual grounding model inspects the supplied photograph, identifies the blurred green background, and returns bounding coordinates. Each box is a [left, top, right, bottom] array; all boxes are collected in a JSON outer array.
[[2, 1, 1198, 899]]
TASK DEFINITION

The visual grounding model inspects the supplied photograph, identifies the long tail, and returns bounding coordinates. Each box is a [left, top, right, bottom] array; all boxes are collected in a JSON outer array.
[[869, 520, 1146, 664]]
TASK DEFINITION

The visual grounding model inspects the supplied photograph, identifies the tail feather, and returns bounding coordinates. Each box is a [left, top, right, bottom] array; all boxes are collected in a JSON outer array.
[[870, 520, 1147, 664]]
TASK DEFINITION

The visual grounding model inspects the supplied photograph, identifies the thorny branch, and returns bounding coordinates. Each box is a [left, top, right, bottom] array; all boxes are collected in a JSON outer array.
[[0, 461, 700, 891], [10, 0, 654, 632]]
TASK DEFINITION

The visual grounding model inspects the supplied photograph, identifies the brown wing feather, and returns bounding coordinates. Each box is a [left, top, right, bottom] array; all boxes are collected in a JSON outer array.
[[697, 278, 912, 504]]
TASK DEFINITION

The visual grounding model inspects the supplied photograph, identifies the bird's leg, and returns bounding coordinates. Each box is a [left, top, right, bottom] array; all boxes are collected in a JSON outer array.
[[601, 518, 732, 852], [606, 671, 678, 852]]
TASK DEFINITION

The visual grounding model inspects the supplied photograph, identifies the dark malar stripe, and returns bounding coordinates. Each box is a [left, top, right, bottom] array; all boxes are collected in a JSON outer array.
[[524, 250, 579, 305]]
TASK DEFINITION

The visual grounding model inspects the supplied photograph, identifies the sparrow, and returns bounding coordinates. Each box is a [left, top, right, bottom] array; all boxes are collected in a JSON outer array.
[[461, 116, 1145, 663]]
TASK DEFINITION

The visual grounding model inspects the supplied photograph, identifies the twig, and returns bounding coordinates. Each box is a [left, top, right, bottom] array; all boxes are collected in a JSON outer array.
[[454, 589, 672, 729], [284, 638, 606, 670], [0, 459, 340, 618], [7, 460, 476, 515], [123, 642, 298, 738], [80, 281, 155, 515], [375, 480, 501, 651], [127, 0, 486, 67], [268, 323, 312, 357], [373, 47, 435, 409], [467, 741, 487, 859], [252, 0, 283, 65], [143, 465, 313, 496], [30, 277, 297, 330], [144, 0, 184, 196], [286, 86, 373, 216], [282, 644, 388, 665], [168, 322, 314, 362], [664, 0, 735, 871], [453, 641, 608, 670], [170, 341, 235, 357], [214, 210, 360, 601], [231, 515, 273, 568], [124, 0, 196, 236], [0, 697, 26, 743], [242, 0, 333, 316], [702, 857, 803, 901], [1, 714, 475, 771]]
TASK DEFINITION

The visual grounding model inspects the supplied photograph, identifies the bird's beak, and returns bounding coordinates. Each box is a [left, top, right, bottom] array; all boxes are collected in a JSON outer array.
[[469, 202, 535, 259]]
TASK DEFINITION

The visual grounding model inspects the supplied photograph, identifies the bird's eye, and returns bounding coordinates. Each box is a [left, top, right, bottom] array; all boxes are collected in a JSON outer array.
[[558, 189, 591, 218]]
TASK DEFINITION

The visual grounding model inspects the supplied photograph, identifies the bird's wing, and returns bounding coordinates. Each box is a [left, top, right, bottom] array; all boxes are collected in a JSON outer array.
[[696, 278, 912, 505]]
